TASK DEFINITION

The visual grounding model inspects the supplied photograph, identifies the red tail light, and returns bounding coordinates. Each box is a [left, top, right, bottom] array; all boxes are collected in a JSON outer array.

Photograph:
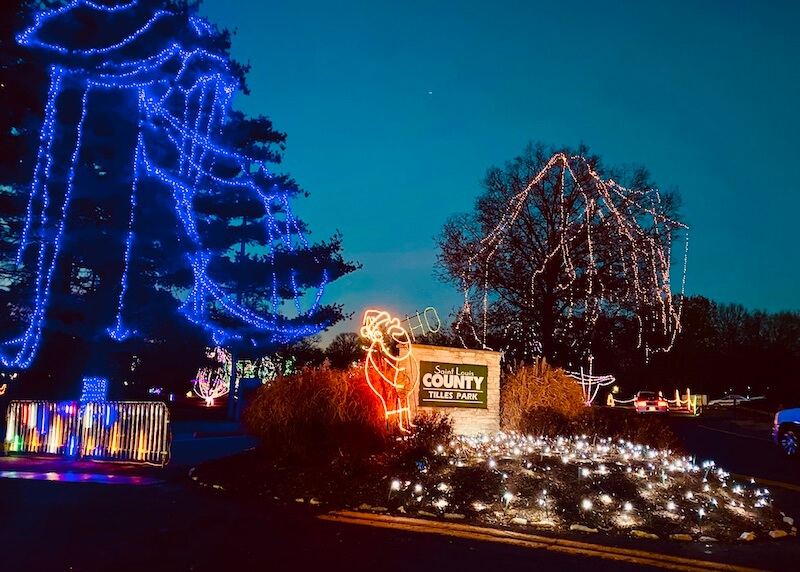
[[636, 400, 647, 408], [658, 400, 667, 407]]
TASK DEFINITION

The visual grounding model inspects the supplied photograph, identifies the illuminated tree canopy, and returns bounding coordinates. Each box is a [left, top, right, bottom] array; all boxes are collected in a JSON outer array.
[[0, 0, 357, 376], [437, 142, 687, 365]]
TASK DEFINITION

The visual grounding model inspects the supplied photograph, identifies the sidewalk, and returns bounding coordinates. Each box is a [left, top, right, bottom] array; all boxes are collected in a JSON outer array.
[[0, 419, 259, 483]]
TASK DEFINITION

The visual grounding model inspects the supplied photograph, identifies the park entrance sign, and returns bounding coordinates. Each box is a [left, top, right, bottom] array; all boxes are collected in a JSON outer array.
[[418, 361, 488, 408], [403, 344, 502, 435], [360, 307, 500, 434]]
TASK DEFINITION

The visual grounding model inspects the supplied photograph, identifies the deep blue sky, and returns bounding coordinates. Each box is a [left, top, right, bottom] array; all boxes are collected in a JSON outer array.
[[200, 0, 800, 341]]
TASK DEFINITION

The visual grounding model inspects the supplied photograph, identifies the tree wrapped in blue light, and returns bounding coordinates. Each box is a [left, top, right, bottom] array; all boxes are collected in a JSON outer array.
[[2, 0, 356, 371]]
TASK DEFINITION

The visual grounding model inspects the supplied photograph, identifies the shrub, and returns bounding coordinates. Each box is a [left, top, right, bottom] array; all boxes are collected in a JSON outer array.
[[500, 358, 586, 431], [516, 406, 684, 452], [242, 365, 388, 464], [518, 406, 574, 436], [392, 411, 454, 469], [574, 407, 684, 452]]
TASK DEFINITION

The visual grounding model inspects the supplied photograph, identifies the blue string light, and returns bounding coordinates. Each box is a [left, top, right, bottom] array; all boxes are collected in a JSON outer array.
[[79, 376, 109, 404], [3, 0, 331, 369]]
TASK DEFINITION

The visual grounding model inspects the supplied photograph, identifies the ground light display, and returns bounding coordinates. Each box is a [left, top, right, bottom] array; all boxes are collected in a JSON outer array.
[[191, 367, 228, 406], [607, 389, 702, 415], [566, 368, 615, 406], [1, 0, 338, 370], [372, 432, 790, 541]]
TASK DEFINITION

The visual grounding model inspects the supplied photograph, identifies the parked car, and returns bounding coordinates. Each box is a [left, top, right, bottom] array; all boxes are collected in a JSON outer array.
[[635, 391, 669, 414], [707, 394, 766, 407], [773, 407, 800, 458]]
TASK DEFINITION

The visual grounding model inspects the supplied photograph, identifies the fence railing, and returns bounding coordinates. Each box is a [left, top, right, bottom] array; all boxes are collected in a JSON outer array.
[[4, 400, 170, 466], [4, 401, 81, 456]]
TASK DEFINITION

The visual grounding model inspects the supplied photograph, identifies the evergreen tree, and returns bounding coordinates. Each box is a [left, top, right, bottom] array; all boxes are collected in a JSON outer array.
[[0, 1, 63, 340], [0, 0, 357, 396]]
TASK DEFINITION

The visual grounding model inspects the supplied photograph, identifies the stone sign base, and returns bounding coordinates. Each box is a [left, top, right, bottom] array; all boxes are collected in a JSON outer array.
[[401, 344, 502, 435]]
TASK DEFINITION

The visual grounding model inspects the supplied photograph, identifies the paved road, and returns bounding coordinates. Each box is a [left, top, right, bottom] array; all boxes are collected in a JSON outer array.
[[2, 413, 800, 571], [1, 477, 671, 572], [667, 408, 800, 519]]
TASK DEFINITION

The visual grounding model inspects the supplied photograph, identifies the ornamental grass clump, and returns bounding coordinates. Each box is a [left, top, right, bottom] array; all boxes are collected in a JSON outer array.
[[500, 358, 586, 432], [242, 365, 388, 464]]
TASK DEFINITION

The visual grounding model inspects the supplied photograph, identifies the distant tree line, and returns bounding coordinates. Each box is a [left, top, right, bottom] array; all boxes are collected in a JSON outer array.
[[563, 295, 799, 403], [645, 296, 799, 402], [315, 295, 800, 403], [214, 294, 800, 410]]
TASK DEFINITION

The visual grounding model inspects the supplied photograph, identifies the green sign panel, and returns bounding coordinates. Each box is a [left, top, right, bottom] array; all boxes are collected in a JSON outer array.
[[418, 361, 488, 409]]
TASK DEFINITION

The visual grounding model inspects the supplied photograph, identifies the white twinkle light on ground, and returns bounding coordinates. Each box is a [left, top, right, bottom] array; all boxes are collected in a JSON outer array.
[[382, 431, 785, 539]]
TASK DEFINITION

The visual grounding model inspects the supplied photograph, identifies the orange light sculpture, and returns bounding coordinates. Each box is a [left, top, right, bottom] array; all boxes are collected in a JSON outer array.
[[361, 309, 418, 433]]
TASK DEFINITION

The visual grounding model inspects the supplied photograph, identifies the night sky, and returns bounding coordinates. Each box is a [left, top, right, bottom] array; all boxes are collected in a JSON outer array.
[[200, 0, 800, 341]]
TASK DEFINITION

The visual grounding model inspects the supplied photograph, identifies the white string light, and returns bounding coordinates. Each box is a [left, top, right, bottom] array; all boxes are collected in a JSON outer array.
[[449, 152, 688, 360]]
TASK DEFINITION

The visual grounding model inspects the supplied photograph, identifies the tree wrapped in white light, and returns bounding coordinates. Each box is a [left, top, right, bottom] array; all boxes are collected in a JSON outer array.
[[438, 142, 687, 363], [191, 367, 228, 406]]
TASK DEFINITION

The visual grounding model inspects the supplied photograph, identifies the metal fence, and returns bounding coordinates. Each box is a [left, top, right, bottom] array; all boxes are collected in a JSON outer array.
[[4, 401, 81, 456], [4, 400, 171, 466]]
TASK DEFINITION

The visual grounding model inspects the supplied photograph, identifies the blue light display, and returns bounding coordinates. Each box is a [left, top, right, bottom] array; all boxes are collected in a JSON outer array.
[[2, 1, 331, 369], [79, 376, 109, 404]]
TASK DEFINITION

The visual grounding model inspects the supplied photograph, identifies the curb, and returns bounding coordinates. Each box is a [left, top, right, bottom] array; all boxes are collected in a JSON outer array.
[[320, 510, 771, 572], [189, 468, 794, 565]]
